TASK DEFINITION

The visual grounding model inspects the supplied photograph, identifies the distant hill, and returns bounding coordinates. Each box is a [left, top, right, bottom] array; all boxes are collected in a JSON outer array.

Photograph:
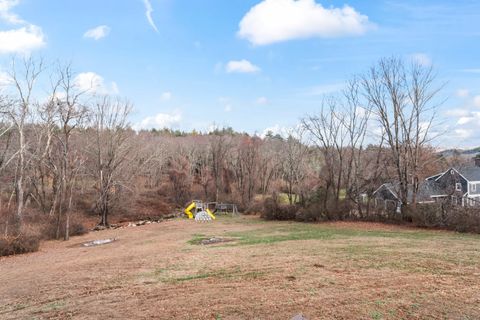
[[440, 147, 480, 157]]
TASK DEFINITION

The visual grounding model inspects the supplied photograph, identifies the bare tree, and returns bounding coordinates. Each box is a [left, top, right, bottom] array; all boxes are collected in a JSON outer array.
[[208, 132, 231, 202], [342, 78, 372, 215], [281, 130, 308, 205], [53, 65, 88, 239], [1, 57, 44, 221], [360, 57, 441, 211], [230, 136, 260, 206], [196, 141, 212, 200], [89, 96, 132, 226], [302, 98, 347, 211], [257, 137, 281, 195]]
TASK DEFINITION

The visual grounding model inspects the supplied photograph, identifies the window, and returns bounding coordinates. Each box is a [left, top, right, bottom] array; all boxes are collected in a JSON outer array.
[[456, 183, 462, 191], [472, 183, 477, 192]]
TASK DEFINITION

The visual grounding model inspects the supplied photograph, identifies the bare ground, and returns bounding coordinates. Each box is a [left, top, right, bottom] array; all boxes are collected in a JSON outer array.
[[1, 216, 479, 319]]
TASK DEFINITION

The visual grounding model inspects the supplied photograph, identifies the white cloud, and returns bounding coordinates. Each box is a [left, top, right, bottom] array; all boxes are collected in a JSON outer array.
[[457, 117, 473, 125], [0, 0, 23, 24], [445, 108, 470, 117], [456, 89, 469, 98], [261, 124, 293, 138], [134, 110, 182, 130], [411, 53, 432, 67], [238, 0, 373, 45], [84, 25, 110, 40], [474, 96, 480, 108], [74, 72, 119, 95], [224, 104, 232, 112], [256, 96, 269, 105], [0, 71, 12, 89], [0, 26, 45, 54], [143, 0, 158, 32], [161, 91, 172, 101], [111, 81, 119, 95], [445, 93, 480, 147], [261, 124, 283, 138], [0, 70, 11, 85], [455, 128, 473, 139], [226, 60, 260, 73], [0, 1, 46, 54]]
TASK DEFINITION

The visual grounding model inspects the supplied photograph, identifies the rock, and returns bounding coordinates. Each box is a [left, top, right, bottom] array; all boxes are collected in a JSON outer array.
[[82, 238, 117, 247], [199, 237, 234, 245], [291, 314, 308, 320], [92, 225, 107, 231]]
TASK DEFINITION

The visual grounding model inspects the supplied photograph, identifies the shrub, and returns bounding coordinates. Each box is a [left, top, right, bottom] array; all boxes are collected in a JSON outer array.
[[444, 206, 480, 233], [408, 203, 480, 233], [0, 233, 40, 257], [244, 198, 263, 215], [410, 204, 443, 228], [295, 206, 323, 222], [261, 196, 298, 220], [41, 215, 88, 240], [116, 190, 174, 222]]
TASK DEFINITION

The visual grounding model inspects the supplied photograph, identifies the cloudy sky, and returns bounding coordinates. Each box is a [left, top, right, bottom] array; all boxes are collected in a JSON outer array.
[[0, 0, 480, 148]]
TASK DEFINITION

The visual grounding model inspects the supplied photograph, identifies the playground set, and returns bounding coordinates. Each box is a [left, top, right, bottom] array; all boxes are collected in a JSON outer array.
[[184, 200, 239, 221]]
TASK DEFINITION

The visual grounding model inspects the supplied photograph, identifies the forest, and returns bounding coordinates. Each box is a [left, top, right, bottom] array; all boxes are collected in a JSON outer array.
[[0, 56, 476, 256]]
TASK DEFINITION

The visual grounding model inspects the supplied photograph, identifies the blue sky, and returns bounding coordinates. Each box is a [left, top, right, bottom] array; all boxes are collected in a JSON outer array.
[[0, 0, 480, 148]]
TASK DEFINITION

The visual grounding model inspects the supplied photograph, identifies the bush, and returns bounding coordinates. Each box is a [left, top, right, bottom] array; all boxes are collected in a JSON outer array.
[[41, 215, 88, 240], [409, 203, 480, 233], [0, 233, 40, 257], [445, 206, 480, 233], [409, 204, 443, 228], [244, 198, 263, 215], [295, 204, 325, 222], [261, 196, 298, 220]]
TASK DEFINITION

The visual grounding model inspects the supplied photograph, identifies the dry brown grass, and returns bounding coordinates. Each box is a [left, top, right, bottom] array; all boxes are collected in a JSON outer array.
[[0, 216, 479, 319]]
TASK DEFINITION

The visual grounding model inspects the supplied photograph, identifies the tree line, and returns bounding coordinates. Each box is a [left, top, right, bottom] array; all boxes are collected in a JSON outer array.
[[0, 56, 450, 246]]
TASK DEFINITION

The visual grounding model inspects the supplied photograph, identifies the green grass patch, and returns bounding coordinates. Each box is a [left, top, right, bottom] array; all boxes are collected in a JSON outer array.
[[187, 233, 207, 245], [38, 300, 66, 313], [144, 266, 267, 284], [222, 222, 460, 247]]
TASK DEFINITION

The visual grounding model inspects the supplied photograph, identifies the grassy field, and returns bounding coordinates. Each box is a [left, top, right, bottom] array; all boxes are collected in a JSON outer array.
[[1, 216, 479, 319]]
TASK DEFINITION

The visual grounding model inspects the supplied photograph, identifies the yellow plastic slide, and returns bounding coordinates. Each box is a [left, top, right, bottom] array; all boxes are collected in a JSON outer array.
[[184, 202, 195, 219], [206, 208, 216, 220]]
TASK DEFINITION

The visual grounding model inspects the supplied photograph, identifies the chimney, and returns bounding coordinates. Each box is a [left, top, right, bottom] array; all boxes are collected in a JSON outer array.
[[475, 154, 480, 167]]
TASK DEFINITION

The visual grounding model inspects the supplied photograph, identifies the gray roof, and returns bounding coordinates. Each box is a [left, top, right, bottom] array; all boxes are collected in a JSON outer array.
[[375, 181, 440, 203], [457, 166, 480, 181]]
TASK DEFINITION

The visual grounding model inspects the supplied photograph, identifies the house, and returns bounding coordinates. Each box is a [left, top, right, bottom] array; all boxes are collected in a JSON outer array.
[[374, 155, 480, 208], [373, 180, 440, 212], [425, 164, 480, 206]]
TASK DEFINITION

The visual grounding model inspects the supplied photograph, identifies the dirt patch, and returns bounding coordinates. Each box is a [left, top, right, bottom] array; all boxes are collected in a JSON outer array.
[[191, 236, 236, 245]]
